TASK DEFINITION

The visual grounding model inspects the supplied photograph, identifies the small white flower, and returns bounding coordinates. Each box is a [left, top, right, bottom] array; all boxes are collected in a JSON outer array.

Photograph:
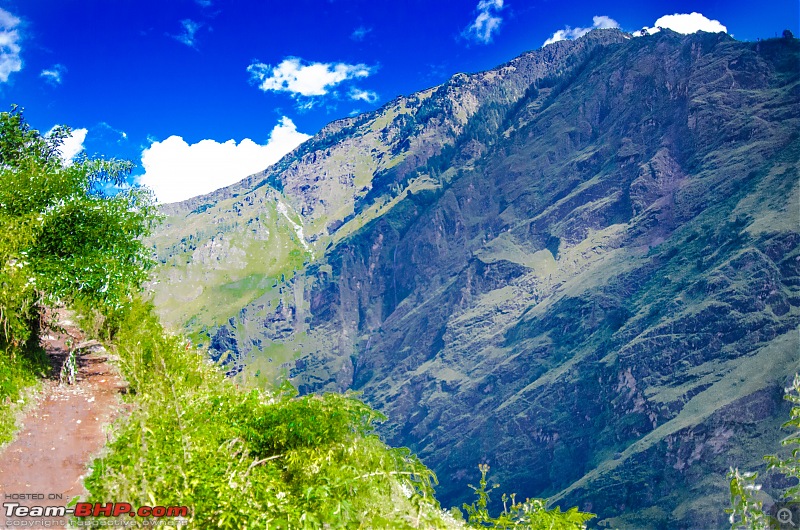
[[399, 482, 413, 498]]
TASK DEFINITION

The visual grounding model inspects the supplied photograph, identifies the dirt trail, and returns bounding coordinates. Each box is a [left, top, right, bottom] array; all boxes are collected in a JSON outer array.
[[0, 312, 130, 526]]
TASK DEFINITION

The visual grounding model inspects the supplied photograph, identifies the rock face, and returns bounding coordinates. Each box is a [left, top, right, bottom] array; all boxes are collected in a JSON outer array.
[[150, 29, 800, 527]]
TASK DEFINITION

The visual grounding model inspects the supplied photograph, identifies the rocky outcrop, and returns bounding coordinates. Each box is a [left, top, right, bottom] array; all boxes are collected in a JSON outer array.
[[150, 30, 800, 528]]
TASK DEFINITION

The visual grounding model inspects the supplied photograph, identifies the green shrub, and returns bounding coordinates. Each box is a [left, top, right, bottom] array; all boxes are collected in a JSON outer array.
[[85, 299, 452, 528], [0, 342, 46, 444], [454, 464, 595, 529], [0, 105, 156, 440], [84, 300, 597, 529]]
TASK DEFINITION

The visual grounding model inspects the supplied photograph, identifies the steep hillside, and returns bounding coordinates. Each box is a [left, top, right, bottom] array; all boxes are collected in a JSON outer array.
[[151, 29, 628, 348], [150, 29, 800, 527]]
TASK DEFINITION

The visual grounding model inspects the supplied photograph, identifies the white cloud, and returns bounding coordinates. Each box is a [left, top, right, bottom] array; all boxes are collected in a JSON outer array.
[[349, 88, 378, 104], [247, 57, 373, 98], [96, 121, 128, 144], [40, 64, 66, 85], [0, 8, 22, 83], [60, 129, 87, 161], [637, 13, 727, 36], [173, 19, 202, 47], [47, 127, 87, 163], [351, 26, 372, 42], [590, 16, 619, 30], [463, 0, 505, 44], [138, 117, 311, 203], [543, 15, 620, 47]]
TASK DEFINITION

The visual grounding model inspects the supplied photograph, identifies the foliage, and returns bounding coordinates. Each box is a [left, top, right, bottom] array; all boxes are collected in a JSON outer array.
[[86, 300, 596, 528], [1, 108, 156, 314], [84, 299, 453, 529], [0, 343, 46, 444], [0, 104, 602, 528], [0, 105, 156, 440], [726, 468, 768, 530], [455, 464, 594, 529], [0, 104, 157, 334], [765, 374, 800, 500], [727, 375, 800, 529]]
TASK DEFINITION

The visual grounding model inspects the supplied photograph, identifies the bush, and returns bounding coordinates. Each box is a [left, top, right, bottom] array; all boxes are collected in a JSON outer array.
[[85, 299, 453, 528], [0, 105, 156, 440], [455, 464, 595, 529], [84, 300, 596, 529]]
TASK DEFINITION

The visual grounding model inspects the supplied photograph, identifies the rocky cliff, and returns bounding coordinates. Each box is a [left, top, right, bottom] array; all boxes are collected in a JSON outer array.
[[149, 29, 800, 527]]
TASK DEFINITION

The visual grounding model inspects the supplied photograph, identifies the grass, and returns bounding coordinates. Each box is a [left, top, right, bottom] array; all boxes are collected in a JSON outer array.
[[83, 298, 454, 529], [0, 343, 47, 444], [138, 32, 800, 527], [149, 195, 310, 334], [551, 329, 799, 505]]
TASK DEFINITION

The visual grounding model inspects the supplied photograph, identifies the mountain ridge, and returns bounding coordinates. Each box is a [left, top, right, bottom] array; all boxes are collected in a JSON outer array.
[[149, 29, 800, 528]]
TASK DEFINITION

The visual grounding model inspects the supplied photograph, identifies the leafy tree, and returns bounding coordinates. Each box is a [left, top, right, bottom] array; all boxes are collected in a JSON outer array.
[[0, 105, 156, 350], [0, 105, 156, 440], [783, 29, 794, 39]]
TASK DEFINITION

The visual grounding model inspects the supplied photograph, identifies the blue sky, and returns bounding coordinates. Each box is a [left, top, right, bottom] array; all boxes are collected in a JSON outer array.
[[1, 0, 797, 202]]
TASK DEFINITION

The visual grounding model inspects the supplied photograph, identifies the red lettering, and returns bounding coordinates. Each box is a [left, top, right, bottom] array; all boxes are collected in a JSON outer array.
[[166, 506, 189, 517], [74, 503, 93, 517], [113, 503, 132, 516], [138, 506, 152, 517], [94, 503, 114, 517]]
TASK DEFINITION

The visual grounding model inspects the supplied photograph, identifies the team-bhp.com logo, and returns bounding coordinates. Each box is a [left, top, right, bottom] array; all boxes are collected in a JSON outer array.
[[4, 501, 189, 518], [74, 503, 188, 518]]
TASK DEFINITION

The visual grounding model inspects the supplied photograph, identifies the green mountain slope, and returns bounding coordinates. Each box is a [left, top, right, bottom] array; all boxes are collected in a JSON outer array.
[[150, 29, 627, 346], [149, 29, 800, 527]]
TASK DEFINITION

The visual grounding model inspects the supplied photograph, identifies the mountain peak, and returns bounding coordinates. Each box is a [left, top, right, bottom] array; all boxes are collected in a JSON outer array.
[[149, 32, 800, 528]]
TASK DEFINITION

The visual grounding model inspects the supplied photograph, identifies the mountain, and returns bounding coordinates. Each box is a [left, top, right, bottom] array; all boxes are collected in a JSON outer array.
[[149, 29, 800, 528]]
